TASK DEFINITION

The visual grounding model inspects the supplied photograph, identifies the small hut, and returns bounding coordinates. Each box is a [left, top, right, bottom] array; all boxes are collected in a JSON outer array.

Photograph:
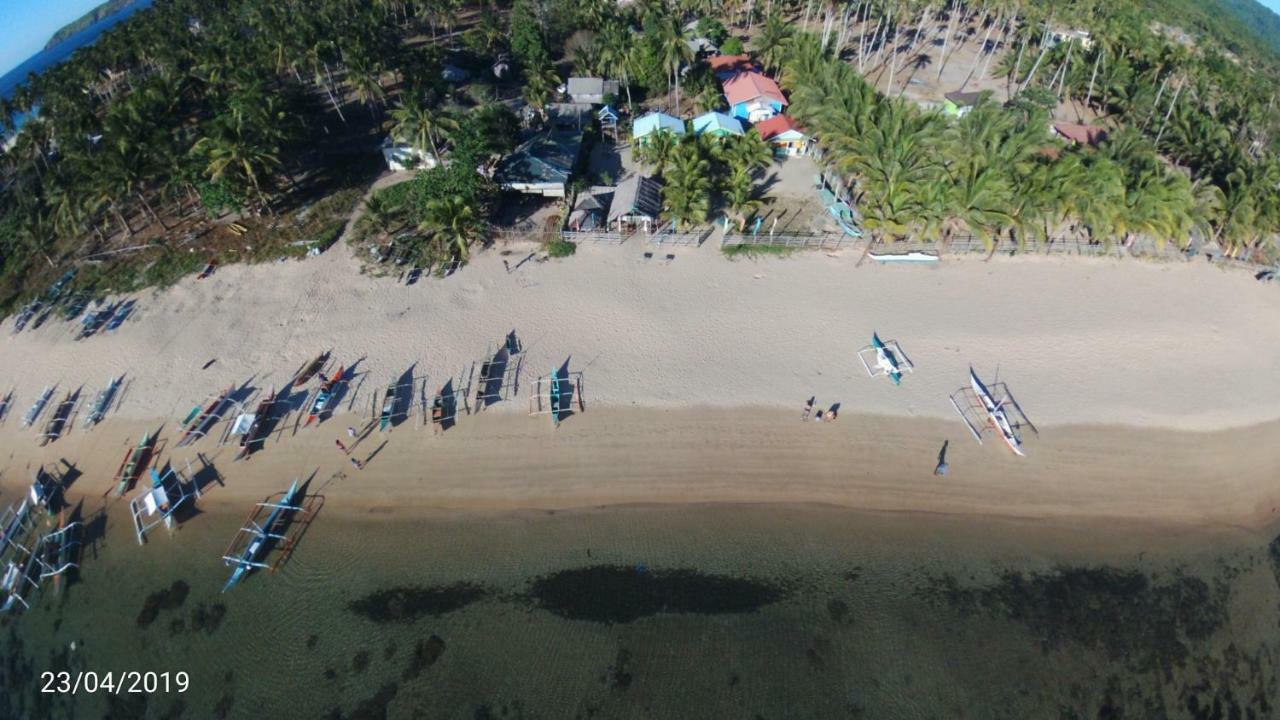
[[607, 175, 663, 233]]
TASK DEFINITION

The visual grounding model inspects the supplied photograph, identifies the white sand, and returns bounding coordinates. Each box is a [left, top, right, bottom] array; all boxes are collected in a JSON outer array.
[[3, 240, 1279, 432]]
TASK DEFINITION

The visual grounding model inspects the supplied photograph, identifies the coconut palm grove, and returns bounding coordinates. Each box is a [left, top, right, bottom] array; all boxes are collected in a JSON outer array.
[[1, 0, 1280, 309]]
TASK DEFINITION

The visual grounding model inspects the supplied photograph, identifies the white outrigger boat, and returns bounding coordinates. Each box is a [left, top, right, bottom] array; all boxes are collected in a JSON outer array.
[[950, 368, 1037, 457], [21, 386, 54, 429], [857, 333, 913, 385]]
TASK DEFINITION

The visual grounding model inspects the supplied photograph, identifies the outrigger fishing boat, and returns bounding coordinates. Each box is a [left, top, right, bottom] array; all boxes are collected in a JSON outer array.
[[235, 389, 276, 460], [40, 390, 76, 446], [293, 352, 331, 388], [29, 467, 59, 514], [220, 480, 308, 592], [176, 385, 232, 448], [0, 500, 33, 555], [950, 368, 1037, 457], [197, 257, 217, 279], [36, 511, 80, 594], [12, 302, 40, 334], [112, 432, 155, 497], [129, 463, 200, 544], [0, 387, 14, 423], [857, 333, 914, 385], [105, 299, 134, 332], [379, 379, 397, 431], [1, 553, 40, 612], [21, 386, 54, 429], [84, 376, 123, 428], [304, 366, 343, 427]]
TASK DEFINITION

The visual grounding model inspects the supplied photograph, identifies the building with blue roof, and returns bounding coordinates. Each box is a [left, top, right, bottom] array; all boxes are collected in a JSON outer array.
[[691, 111, 744, 139], [631, 112, 686, 146]]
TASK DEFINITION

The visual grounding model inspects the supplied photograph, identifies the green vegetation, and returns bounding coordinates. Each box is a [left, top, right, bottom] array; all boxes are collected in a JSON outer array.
[[44, 0, 138, 50], [544, 238, 577, 257]]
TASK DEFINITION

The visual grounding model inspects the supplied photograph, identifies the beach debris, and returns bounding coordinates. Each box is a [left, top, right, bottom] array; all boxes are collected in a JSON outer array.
[[949, 368, 1038, 457], [857, 333, 914, 385]]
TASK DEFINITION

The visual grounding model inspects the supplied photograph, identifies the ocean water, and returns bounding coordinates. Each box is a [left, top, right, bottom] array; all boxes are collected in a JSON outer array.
[[1, 501, 1277, 719], [0, 0, 153, 125]]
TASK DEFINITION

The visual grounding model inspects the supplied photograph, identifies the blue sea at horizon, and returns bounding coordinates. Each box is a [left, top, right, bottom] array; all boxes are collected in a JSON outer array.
[[1, 0, 152, 134]]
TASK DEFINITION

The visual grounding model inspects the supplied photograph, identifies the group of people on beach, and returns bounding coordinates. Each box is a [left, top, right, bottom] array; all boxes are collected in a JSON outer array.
[[801, 397, 839, 422], [335, 425, 365, 470]]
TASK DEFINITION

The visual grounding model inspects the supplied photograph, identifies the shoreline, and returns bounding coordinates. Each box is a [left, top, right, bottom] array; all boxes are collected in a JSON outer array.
[[5, 407, 1279, 530]]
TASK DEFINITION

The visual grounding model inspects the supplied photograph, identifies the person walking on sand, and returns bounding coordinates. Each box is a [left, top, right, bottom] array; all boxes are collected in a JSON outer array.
[[335, 439, 348, 455], [350, 457, 364, 470], [934, 440, 950, 476], [347, 426, 357, 438], [802, 397, 815, 421]]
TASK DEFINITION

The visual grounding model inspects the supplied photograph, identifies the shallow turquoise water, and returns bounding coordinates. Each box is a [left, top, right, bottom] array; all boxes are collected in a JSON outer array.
[[2, 503, 1277, 719]]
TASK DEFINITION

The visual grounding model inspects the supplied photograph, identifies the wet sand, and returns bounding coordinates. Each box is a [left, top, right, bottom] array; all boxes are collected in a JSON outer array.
[[5, 407, 1279, 529]]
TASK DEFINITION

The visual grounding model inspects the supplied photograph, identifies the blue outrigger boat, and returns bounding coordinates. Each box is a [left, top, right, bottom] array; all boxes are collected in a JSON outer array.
[[220, 481, 306, 592]]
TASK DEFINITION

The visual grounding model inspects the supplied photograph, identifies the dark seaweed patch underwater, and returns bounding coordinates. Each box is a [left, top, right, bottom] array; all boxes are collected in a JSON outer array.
[[527, 565, 787, 623]]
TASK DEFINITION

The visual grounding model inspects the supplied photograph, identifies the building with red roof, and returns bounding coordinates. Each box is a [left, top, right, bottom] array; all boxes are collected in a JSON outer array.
[[754, 115, 810, 157], [722, 71, 788, 124]]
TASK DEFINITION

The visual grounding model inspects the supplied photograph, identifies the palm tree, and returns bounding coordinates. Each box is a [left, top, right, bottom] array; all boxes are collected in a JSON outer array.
[[359, 194, 403, 242], [662, 143, 711, 230], [724, 165, 762, 231], [423, 195, 483, 261], [391, 103, 457, 165], [753, 13, 792, 75], [522, 59, 559, 115], [726, 130, 773, 175], [598, 22, 635, 114], [656, 15, 691, 109], [636, 131, 679, 176]]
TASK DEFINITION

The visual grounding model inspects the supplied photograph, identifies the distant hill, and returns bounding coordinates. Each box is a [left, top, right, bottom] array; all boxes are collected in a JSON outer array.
[[44, 0, 139, 51], [1219, 0, 1280, 55]]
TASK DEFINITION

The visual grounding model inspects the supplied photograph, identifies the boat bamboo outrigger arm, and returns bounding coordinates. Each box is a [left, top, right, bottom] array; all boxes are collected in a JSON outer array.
[[857, 334, 914, 384], [528, 370, 585, 426]]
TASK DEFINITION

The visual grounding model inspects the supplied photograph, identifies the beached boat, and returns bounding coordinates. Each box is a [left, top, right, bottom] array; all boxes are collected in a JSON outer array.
[[379, 378, 397, 431], [867, 251, 939, 263], [293, 352, 330, 387], [176, 385, 232, 448], [968, 368, 1024, 456], [113, 432, 155, 497], [0, 500, 33, 556], [235, 389, 276, 460], [12, 302, 40, 334], [105, 299, 134, 332], [37, 511, 80, 593], [220, 480, 305, 592], [21, 386, 54, 429], [129, 464, 200, 544], [84, 376, 123, 428], [304, 367, 342, 427], [39, 390, 75, 445], [0, 554, 39, 612], [0, 388, 14, 424], [28, 468, 58, 513]]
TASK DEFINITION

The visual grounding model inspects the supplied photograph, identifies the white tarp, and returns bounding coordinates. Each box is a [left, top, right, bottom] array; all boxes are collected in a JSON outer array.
[[230, 413, 256, 436]]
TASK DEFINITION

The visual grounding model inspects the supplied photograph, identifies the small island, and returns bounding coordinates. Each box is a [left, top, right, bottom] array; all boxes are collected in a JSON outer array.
[[43, 0, 140, 51]]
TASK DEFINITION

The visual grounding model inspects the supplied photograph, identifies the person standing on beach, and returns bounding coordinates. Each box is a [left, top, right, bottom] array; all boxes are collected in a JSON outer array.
[[350, 457, 364, 470], [934, 440, 949, 476]]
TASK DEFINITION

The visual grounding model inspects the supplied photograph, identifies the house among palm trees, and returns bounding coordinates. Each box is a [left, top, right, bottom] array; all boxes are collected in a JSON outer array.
[[692, 111, 744, 139], [1047, 28, 1094, 50], [942, 91, 987, 118], [380, 137, 437, 172], [707, 55, 760, 81], [632, 112, 686, 146], [1052, 122, 1108, 148], [565, 77, 620, 105], [606, 174, 663, 233], [494, 130, 583, 197], [754, 115, 810, 157], [722, 71, 787, 123]]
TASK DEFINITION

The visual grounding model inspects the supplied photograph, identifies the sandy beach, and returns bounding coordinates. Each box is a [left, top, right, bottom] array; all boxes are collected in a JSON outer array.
[[2, 241, 1280, 526]]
